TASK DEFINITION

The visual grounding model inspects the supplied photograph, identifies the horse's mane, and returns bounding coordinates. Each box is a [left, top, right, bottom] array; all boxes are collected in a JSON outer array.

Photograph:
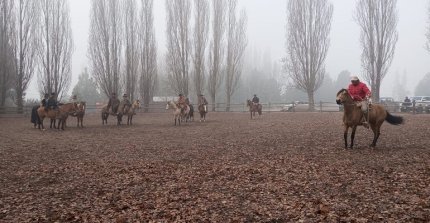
[[336, 88, 348, 96]]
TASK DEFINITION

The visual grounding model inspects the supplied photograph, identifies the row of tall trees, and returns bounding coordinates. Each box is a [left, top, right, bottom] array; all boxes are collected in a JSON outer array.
[[165, 0, 247, 111], [88, 0, 157, 110], [285, 0, 398, 110], [0, 0, 73, 112]]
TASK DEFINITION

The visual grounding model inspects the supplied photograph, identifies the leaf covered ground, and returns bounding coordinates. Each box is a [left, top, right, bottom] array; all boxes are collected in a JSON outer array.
[[0, 112, 429, 222]]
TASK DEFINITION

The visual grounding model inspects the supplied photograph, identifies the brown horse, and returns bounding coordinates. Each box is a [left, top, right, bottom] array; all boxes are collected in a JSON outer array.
[[198, 104, 207, 122], [123, 100, 140, 125], [70, 101, 86, 128], [36, 103, 77, 130], [336, 89, 404, 148], [246, 99, 262, 119]]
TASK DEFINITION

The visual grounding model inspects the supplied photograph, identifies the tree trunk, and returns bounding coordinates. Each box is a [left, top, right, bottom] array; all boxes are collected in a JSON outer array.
[[143, 90, 150, 113], [307, 91, 315, 111], [211, 94, 216, 112], [226, 94, 231, 112], [16, 89, 23, 114]]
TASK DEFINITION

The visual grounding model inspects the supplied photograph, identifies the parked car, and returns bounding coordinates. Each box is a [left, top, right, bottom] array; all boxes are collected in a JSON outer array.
[[380, 97, 400, 112], [411, 96, 430, 113]]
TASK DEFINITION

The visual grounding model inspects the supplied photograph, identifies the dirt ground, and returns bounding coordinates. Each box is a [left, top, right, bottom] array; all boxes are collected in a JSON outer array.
[[0, 111, 429, 222]]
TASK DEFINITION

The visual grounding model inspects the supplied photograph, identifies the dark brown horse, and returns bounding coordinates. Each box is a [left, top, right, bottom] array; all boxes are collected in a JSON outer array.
[[246, 99, 262, 119], [336, 89, 403, 148], [198, 104, 207, 122]]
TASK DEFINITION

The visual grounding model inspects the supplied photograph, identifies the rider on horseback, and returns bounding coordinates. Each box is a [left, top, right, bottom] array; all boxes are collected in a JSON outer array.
[[198, 94, 208, 112], [41, 93, 49, 108], [177, 93, 187, 113], [252, 94, 260, 105], [120, 93, 132, 114], [107, 92, 120, 115], [348, 75, 371, 128], [46, 92, 58, 111]]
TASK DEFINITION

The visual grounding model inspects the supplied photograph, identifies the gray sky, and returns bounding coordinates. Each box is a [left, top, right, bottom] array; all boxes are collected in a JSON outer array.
[[27, 0, 430, 100]]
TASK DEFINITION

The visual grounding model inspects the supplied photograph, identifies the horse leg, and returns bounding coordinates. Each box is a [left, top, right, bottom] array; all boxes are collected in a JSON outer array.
[[370, 124, 380, 147], [343, 126, 349, 149], [350, 126, 357, 149]]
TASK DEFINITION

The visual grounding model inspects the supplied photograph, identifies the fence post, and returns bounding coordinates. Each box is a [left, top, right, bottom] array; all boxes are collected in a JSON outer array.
[[319, 101, 323, 112], [292, 101, 295, 112], [413, 100, 416, 115]]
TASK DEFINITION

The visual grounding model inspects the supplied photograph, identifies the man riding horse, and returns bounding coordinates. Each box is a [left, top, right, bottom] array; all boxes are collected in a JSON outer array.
[[348, 75, 371, 128], [119, 93, 132, 114], [106, 92, 120, 115], [41, 93, 49, 108], [177, 93, 188, 113], [252, 94, 260, 105], [46, 92, 58, 111], [198, 94, 208, 112]]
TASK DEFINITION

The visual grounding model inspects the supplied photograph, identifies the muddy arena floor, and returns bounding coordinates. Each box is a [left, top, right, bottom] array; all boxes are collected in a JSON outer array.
[[0, 112, 429, 222]]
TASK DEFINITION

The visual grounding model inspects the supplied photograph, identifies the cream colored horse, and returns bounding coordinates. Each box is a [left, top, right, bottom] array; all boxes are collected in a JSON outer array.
[[123, 100, 141, 125], [166, 101, 188, 126], [336, 89, 403, 148]]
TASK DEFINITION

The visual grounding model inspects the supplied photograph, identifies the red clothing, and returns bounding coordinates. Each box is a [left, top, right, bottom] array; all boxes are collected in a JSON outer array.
[[348, 82, 371, 101]]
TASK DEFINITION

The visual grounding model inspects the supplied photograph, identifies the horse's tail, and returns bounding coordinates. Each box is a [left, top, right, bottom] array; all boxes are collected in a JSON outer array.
[[385, 111, 403, 125]]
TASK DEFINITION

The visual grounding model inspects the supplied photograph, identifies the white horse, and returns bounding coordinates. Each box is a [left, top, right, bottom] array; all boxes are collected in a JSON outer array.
[[166, 101, 189, 126]]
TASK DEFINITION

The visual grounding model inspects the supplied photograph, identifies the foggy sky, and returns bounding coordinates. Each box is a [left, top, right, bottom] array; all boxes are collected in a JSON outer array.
[[26, 0, 430, 100]]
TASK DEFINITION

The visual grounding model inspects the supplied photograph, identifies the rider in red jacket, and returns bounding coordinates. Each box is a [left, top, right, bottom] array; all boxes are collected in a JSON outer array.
[[348, 76, 371, 128]]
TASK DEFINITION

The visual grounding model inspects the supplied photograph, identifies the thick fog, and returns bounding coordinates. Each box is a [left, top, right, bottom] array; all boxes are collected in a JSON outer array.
[[24, 0, 430, 102]]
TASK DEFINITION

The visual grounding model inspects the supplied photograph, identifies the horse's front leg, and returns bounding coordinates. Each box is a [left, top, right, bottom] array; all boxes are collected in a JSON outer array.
[[343, 125, 349, 149], [350, 125, 357, 149]]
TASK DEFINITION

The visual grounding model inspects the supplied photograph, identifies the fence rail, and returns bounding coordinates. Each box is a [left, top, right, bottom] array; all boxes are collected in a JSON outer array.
[[1, 101, 428, 117]]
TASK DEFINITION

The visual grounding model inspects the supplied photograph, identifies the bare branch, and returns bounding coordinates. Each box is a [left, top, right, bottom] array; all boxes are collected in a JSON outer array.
[[285, 0, 333, 110]]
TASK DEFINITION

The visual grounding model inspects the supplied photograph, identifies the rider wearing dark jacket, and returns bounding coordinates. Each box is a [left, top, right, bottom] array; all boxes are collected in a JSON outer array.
[[252, 94, 259, 104], [47, 92, 58, 110]]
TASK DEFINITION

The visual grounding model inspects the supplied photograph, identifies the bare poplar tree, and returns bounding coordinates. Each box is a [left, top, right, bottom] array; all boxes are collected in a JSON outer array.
[[88, 0, 123, 97], [355, 0, 398, 102], [0, 0, 15, 107], [225, 0, 247, 111], [192, 0, 209, 97], [426, 1, 430, 52], [139, 0, 157, 112], [11, 0, 39, 112], [38, 0, 73, 100], [285, 0, 333, 110], [208, 0, 226, 111], [165, 0, 191, 96], [123, 0, 138, 100]]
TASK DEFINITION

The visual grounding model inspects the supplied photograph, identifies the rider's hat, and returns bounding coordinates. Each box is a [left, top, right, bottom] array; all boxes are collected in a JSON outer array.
[[179, 93, 183, 96], [51, 92, 56, 96], [350, 76, 359, 81], [123, 93, 128, 97], [254, 94, 257, 96]]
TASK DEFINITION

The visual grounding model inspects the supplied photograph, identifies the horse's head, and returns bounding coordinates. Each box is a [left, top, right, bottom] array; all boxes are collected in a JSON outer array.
[[134, 100, 141, 109], [246, 99, 251, 107], [166, 101, 174, 110], [336, 89, 351, 105]]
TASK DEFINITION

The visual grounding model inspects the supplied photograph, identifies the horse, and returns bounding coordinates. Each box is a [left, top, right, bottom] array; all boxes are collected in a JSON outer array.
[[123, 100, 141, 125], [101, 105, 110, 125], [246, 99, 262, 119], [166, 101, 189, 126], [36, 103, 78, 130], [186, 104, 194, 122], [336, 89, 404, 148], [198, 104, 208, 122], [101, 104, 122, 125], [70, 101, 86, 128]]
